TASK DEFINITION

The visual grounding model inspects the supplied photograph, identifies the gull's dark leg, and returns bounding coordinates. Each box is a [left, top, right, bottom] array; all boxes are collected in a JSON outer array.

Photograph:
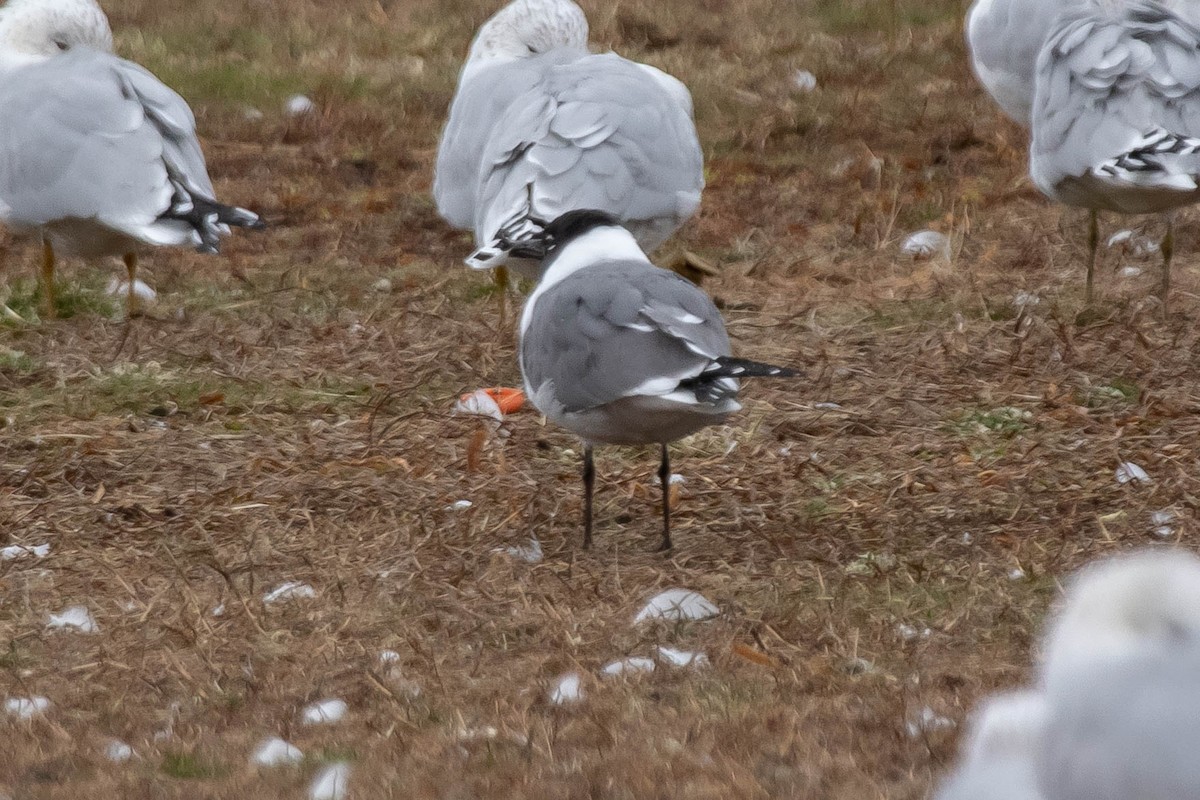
[[123, 252, 138, 317], [582, 443, 594, 550], [494, 265, 509, 329], [40, 236, 57, 319], [1086, 209, 1099, 306], [1161, 215, 1174, 314], [658, 443, 672, 552]]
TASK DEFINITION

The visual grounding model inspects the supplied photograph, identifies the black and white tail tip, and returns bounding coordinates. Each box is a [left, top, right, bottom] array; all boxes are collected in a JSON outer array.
[[682, 356, 800, 403], [159, 179, 265, 255], [1098, 128, 1200, 178], [704, 356, 799, 379]]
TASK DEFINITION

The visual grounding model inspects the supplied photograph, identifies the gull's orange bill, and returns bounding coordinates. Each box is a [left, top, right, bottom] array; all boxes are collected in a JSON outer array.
[[460, 387, 526, 415]]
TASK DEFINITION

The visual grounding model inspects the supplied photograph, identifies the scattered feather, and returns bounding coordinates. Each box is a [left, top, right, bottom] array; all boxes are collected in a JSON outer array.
[[210, 603, 226, 617], [1013, 290, 1040, 308], [5, 696, 49, 719], [262, 581, 316, 604], [905, 706, 956, 738], [1008, 567, 1027, 581], [379, 649, 401, 665], [634, 589, 719, 623], [105, 739, 134, 763], [549, 673, 585, 705], [301, 698, 348, 725], [792, 69, 818, 92], [445, 500, 473, 512], [285, 94, 317, 117], [1151, 509, 1177, 538], [656, 646, 709, 668], [600, 657, 656, 677], [455, 725, 500, 742], [371, 278, 393, 293], [453, 389, 504, 421], [502, 538, 543, 563], [105, 277, 157, 304], [897, 623, 932, 641], [309, 763, 351, 800], [0, 543, 49, 561], [48, 605, 98, 634], [901, 230, 949, 259], [1119, 266, 1143, 278], [1107, 229, 1134, 248], [1115, 461, 1150, 485], [252, 737, 304, 767]]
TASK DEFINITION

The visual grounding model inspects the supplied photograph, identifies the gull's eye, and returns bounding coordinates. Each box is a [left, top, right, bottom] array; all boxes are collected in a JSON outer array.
[[53, 39, 69, 51]]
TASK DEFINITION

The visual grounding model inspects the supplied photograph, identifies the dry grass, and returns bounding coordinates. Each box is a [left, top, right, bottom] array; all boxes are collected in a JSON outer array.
[[2, 0, 1199, 796]]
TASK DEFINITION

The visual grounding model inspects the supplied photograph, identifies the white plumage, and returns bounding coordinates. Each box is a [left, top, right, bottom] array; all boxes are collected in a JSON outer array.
[[434, 0, 703, 282], [0, 0, 262, 317]]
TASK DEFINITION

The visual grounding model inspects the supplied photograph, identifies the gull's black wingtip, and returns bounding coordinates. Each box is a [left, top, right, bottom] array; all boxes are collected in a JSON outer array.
[[707, 356, 802, 380]]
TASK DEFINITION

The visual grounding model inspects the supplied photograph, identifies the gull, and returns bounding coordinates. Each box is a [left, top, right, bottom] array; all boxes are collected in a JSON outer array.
[[0, 0, 264, 318], [489, 209, 796, 551], [965, 0, 1084, 127], [934, 691, 1048, 800], [434, 0, 703, 322], [1036, 549, 1200, 800], [1030, 0, 1200, 308]]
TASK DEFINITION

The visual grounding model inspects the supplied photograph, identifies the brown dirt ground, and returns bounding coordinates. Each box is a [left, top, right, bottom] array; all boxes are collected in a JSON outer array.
[[2, 0, 1200, 797]]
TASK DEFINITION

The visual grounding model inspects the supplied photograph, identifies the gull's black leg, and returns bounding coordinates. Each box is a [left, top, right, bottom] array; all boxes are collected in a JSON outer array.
[[582, 443, 594, 550], [658, 444, 672, 551], [1086, 209, 1098, 306], [1161, 214, 1174, 314], [494, 265, 509, 329]]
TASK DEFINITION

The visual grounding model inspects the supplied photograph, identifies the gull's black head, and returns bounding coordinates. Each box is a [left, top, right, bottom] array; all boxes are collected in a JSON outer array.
[[468, 207, 623, 270], [540, 209, 623, 252]]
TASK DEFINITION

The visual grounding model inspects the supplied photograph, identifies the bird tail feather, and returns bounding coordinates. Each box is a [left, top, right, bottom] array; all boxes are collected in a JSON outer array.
[[1095, 128, 1200, 191]]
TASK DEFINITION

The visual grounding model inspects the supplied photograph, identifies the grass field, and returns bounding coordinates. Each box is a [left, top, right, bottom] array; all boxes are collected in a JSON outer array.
[[2, 0, 1198, 797]]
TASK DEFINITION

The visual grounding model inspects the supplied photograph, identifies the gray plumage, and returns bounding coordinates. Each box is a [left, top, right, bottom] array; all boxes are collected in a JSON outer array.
[[1037, 644, 1200, 800], [434, 0, 703, 278], [1031, 0, 1200, 213], [1033, 549, 1200, 800], [508, 211, 795, 549], [934, 691, 1048, 800], [0, 47, 259, 257], [520, 257, 736, 445], [966, 0, 1083, 126]]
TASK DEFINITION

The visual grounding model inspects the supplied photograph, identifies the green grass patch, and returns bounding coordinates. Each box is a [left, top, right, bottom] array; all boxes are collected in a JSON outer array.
[[1, 276, 117, 323], [160, 751, 227, 780], [1080, 378, 1140, 409], [950, 407, 1031, 438], [0, 348, 36, 375]]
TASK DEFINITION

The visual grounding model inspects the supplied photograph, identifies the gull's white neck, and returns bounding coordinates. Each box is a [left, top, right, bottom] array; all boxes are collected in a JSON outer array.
[[0, 51, 41, 72], [519, 226, 648, 336]]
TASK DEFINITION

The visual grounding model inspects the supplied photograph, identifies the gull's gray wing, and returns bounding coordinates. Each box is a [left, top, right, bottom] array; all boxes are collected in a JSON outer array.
[[474, 52, 703, 256], [0, 47, 217, 247], [433, 51, 580, 230], [520, 260, 729, 413], [1031, 0, 1200, 211], [1037, 645, 1200, 800], [966, 0, 1078, 126]]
